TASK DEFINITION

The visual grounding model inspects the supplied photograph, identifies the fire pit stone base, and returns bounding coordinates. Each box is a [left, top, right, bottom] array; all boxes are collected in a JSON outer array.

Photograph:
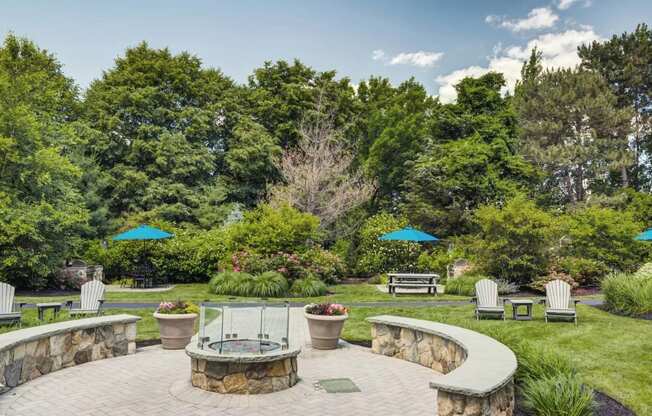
[[190, 355, 298, 394]]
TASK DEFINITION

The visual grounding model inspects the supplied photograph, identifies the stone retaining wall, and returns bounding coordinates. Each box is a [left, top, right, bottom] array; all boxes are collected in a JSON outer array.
[[368, 316, 516, 416], [0, 315, 140, 390], [190, 356, 298, 394]]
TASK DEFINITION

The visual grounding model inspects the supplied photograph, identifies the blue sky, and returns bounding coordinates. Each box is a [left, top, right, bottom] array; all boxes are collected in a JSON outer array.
[[2, 0, 651, 101]]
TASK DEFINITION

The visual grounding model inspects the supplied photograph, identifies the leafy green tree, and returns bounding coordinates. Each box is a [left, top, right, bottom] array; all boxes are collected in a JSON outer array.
[[363, 79, 435, 202], [473, 196, 558, 284], [83, 42, 238, 225], [404, 73, 538, 235], [246, 60, 358, 149], [224, 117, 282, 205], [0, 35, 89, 288], [579, 24, 652, 189], [515, 55, 633, 204]]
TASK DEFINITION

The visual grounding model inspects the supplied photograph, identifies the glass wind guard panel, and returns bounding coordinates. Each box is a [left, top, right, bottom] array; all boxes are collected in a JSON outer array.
[[199, 303, 290, 355]]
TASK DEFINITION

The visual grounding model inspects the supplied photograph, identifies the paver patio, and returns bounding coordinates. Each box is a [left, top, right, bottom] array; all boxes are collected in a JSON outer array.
[[0, 309, 438, 416]]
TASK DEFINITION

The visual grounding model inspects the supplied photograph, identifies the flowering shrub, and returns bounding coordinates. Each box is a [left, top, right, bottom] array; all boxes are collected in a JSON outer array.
[[355, 213, 422, 275], [304, 303, 348, 316], [157, 300, 199, 314], [529, 270, 578, 293], [300, 248, 346, 284]]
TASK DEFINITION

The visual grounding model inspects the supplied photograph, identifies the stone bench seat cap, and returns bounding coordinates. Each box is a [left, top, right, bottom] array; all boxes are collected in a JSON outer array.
[[367, 315, 517, 397], [0, 314, 141, 352]]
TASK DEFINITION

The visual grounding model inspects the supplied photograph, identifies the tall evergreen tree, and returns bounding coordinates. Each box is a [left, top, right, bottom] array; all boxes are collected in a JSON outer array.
[[514, 53, 633, 204], [579, 24, 652, 189]]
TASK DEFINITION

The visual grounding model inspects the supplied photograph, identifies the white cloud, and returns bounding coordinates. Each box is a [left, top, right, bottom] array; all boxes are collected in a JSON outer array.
[[389, 51, 444, 67], [435, 28, 602, 103], [487, 7, 559, 32], [372, 49, 385, 61], [556, 0, 591, 10]]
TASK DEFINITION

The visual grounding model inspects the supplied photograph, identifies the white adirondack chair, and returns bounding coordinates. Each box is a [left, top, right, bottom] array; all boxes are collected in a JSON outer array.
[[0, 283, 25, 326], [67, 280, 105, 317], [541, 279, 579, 324], [471, 279, 505, 320]]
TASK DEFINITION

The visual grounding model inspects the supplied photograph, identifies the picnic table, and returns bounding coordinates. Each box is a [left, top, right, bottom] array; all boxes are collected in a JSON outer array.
[[387, 273, 439, 295]]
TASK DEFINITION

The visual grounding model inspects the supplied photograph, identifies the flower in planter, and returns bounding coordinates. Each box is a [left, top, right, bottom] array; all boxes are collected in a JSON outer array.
[[305, 303, 348, 316], [157, 300, 199, 314]]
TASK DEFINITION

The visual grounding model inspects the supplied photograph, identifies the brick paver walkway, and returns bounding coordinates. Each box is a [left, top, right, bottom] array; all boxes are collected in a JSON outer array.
[[0, 309, 438, 416]]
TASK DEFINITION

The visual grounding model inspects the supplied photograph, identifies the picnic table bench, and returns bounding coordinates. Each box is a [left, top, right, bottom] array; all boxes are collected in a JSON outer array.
[[387, 273, 439, 295]]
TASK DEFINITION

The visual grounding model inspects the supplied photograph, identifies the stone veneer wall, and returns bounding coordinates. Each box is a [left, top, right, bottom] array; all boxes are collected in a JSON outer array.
[[0, 315, 139, 390], [190, 356, 298, 394], [371, 323, 467, 373], [370, 321, 514, 416], [438, 384, 514, 416]]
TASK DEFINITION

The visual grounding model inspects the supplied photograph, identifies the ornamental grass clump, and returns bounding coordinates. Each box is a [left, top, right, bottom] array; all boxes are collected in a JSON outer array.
[[250, 271, 289, 297], [291, 276, 328, 297], [513, 342, 596, 416], [209, 271, 255, 296], [522, 374, 596, 416], [602, 272, 652, 316], [445, 274, 487, 296]]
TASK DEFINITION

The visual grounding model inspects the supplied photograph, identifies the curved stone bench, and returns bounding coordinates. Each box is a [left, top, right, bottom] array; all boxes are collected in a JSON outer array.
[[367, 315, 517, 416], [0, 314, 140, 390]]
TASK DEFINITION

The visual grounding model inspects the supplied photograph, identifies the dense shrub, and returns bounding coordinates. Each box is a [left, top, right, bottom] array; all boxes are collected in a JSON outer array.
[[473, 196, 558, 284], [557, 256, 609, 286], [86, 227, 228, 283], [563, 206, 647, 273], [355, 213, 421, 275], [602, 272, 652, 316], [529, 270, 578, 293], [445, 275, 487, 296], [250, 272, 289, 297], [225, 203, 320, 255], [290, 276, 328, 297], [416, 244, 470, 277]]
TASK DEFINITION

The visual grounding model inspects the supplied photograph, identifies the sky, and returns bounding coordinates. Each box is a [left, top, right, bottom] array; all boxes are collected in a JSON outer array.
[[1, 0, 651, 102]]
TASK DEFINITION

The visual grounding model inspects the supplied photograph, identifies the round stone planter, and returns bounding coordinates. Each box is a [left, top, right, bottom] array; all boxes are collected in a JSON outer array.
[[304, 312, 348, 350], [153, 312, 197, 349]]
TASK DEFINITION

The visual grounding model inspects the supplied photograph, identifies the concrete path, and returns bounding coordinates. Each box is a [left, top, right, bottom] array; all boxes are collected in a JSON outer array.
[[0, 308, 438, 416]]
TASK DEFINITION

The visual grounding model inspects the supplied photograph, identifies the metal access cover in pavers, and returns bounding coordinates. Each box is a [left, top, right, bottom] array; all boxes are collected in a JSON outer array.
[[318, 378, 361, 393]]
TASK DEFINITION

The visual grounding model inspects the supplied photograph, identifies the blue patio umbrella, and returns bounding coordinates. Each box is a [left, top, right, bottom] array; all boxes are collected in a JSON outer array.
[[112, 224, 174, 241], [379, 226, 439, 242], [635, 228, 652, 241], [111, 225, 173, 287]]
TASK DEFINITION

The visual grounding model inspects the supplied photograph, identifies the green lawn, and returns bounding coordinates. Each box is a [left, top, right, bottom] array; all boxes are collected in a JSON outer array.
[[16, 283, 468, 305], [342, 304, 652, 415]]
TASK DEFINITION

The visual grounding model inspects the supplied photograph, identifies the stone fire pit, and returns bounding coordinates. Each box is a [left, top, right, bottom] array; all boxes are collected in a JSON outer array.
[[185, 340, 300, 394]]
